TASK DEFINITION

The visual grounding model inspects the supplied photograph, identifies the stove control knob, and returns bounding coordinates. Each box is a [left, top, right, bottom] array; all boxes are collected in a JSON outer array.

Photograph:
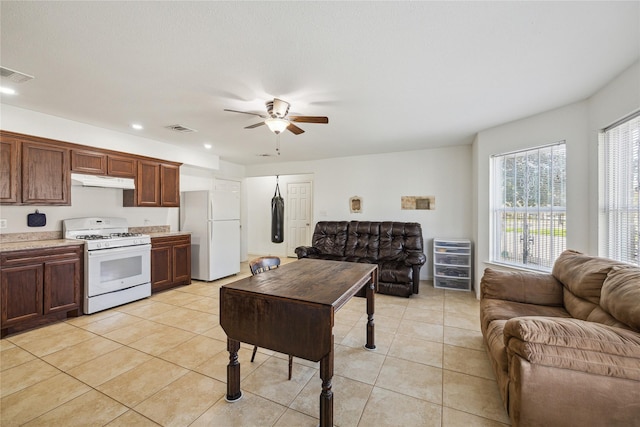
[[96, 243, 102, 249], [105, 242, 110, 248]]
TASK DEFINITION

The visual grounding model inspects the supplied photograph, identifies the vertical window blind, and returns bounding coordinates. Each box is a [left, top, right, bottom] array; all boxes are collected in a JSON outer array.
[[491, 142, 567, 271], [600, 112, 640, 265]]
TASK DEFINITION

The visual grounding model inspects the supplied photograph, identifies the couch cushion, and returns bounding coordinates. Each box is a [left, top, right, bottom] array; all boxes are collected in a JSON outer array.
[[378, 222, 423, 260], [504, 317, 640, 380], [344, 221, 380, 260], [552, 250, 632, 321], [311, 221, 349, 257], [585, 305, 633, 331], [480, 298, 571, 336], [378, 259, 412, 284], [601, 266, 640, 332], [481, 268, 563, 306], [552, 250, 613, 305]]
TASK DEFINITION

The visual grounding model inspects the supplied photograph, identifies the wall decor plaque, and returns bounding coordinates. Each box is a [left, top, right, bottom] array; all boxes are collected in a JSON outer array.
[[350, 196, 362, 213], [401, 196, 435, 210]]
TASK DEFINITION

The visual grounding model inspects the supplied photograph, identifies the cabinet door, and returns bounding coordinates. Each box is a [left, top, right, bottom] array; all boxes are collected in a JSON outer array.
[[1, 263, 43, 326], [71, 149, 107, 175], [172, 242, 191, 283], [137, 161, 161, 206], [0, 137, 20, 203], [108, 155, 136, 178], [43, 258, 81, 315], [151, 245, 172, 291], [160, 164, 180, 207], [21, 142, 70, 205]]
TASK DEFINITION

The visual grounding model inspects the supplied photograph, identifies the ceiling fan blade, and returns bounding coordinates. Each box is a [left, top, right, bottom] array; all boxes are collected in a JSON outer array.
[[224, 109, 267, 118], [289, 116, 329, 124], [245, 122, 266, 129], [287, 123, 305, 135]]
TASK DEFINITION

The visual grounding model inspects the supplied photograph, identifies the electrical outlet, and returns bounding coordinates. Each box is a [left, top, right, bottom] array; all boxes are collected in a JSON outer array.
[[0, 219, 7, 229]]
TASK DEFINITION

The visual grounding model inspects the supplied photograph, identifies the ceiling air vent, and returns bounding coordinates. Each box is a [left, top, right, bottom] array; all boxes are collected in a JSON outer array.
[[165, 124, 197, 133], [0, 66, 34, 83]]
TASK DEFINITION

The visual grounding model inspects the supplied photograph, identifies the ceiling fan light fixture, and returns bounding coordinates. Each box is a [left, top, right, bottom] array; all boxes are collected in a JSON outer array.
[[265, 118, 289, 134]]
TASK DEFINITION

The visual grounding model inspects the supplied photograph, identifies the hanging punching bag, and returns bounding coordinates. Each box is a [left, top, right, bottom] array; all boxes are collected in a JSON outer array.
[[271, 178, 284, 243]]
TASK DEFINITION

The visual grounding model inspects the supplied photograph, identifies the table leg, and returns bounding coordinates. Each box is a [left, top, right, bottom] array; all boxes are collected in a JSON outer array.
[[319, 335, 334, 427], [225, 338, 242, 402], [365, 278, 376, 350]]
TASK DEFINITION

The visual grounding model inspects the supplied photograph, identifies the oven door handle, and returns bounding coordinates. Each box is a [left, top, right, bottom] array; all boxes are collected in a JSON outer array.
[[87, 244, 151, 257]]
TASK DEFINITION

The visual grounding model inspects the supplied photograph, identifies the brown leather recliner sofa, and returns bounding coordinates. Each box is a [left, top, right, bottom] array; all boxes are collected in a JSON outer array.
[[480, 249, 640, 427], [295, 221, 426, 297]]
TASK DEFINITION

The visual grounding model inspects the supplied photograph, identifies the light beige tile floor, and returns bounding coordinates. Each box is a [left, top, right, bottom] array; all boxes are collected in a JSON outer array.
[[0, 257, 510, 427]]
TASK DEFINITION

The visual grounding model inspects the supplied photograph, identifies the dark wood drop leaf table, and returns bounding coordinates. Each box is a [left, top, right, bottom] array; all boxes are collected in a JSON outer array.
[[220, 258, 378, 427]]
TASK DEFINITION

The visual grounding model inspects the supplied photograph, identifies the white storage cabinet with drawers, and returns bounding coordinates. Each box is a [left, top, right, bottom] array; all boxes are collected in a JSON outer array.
[[433, 238, 472, 291]]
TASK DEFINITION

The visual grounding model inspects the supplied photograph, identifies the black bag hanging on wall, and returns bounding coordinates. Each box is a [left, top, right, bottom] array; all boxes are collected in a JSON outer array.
[[271, 178, 284, 243]]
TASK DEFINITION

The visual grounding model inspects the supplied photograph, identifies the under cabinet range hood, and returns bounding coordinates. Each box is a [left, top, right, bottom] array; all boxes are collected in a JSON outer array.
[[71, 173, 135, 190]]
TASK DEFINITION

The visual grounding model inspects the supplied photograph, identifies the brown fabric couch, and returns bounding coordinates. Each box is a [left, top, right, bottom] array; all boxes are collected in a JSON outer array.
[[295, 221, 426, 297], [480, 250, 640, 426]]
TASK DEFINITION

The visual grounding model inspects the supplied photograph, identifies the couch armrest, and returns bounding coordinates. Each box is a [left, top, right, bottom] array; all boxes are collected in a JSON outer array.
[[480, 268, 564, 306], [404, 251, 426, 267], [295, 246, 320, 259], [505, 316, 640, 381]]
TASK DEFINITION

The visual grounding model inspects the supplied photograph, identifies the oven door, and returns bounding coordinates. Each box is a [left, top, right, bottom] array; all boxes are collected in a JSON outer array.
[[86, 244, 151, 297]]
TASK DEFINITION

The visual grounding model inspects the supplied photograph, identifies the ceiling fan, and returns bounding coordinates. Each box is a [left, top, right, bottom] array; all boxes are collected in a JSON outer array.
[[224, 98, 328, 135]]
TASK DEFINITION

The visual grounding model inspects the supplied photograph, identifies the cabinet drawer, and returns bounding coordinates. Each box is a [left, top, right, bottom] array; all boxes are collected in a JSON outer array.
[[1, 246, 83, 266], [434, 253, 469, 266], [434, 277, 471, 291], [434, 265, 469, 278]]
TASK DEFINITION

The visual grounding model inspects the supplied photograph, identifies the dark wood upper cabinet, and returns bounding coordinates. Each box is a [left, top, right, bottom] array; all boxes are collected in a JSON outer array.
[[124, 160, 180, 207], [21, 141, 70, 205], [160, 164, 180, 207], [0, 136, 20, 204], [107, 155, 136, 178], [137, 160, 161, 206], [71, 149, 107, 175], [0, 130, 180, 207], [72, 150, 137, 178]]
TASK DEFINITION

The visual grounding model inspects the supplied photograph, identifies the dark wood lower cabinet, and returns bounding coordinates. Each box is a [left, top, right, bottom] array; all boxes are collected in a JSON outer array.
[[151, 234, 191, 293], [0, 245, 82, 337]]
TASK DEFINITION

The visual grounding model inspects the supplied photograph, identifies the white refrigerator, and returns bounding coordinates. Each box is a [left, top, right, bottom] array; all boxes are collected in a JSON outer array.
[[180, 185, 241, 281]]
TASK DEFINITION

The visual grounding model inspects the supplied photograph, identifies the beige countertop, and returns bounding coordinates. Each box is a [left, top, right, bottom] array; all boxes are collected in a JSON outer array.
[[0, 227, 190, 253], [0, 239, 85, 253], [148, 231, 191, 238]]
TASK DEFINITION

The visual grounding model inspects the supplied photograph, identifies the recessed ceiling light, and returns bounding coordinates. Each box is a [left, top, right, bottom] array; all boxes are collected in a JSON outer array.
[[131, 123, 143, 130], [0, 86, 16, 95], [203, 143, 212, 149]]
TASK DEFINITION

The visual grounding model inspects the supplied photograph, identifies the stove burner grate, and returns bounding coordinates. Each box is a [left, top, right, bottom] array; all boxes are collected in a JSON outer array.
[[110, 232, 142, 238], [76, 234, 111, 240]]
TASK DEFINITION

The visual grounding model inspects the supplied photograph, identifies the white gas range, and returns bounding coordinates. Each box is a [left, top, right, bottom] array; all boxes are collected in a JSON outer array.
[[63, 217, 151, 314]]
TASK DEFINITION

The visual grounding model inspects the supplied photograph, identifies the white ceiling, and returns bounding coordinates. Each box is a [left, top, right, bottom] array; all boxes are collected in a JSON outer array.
[[1, 1, 638, 165]]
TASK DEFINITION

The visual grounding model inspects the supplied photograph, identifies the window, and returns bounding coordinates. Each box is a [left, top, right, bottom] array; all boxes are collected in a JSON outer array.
[[600, 112, 640, 265], [491, 143, 567, 271]]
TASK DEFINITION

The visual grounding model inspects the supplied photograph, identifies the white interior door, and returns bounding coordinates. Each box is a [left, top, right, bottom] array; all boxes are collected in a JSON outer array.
[[286, 181, 313, 257]]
